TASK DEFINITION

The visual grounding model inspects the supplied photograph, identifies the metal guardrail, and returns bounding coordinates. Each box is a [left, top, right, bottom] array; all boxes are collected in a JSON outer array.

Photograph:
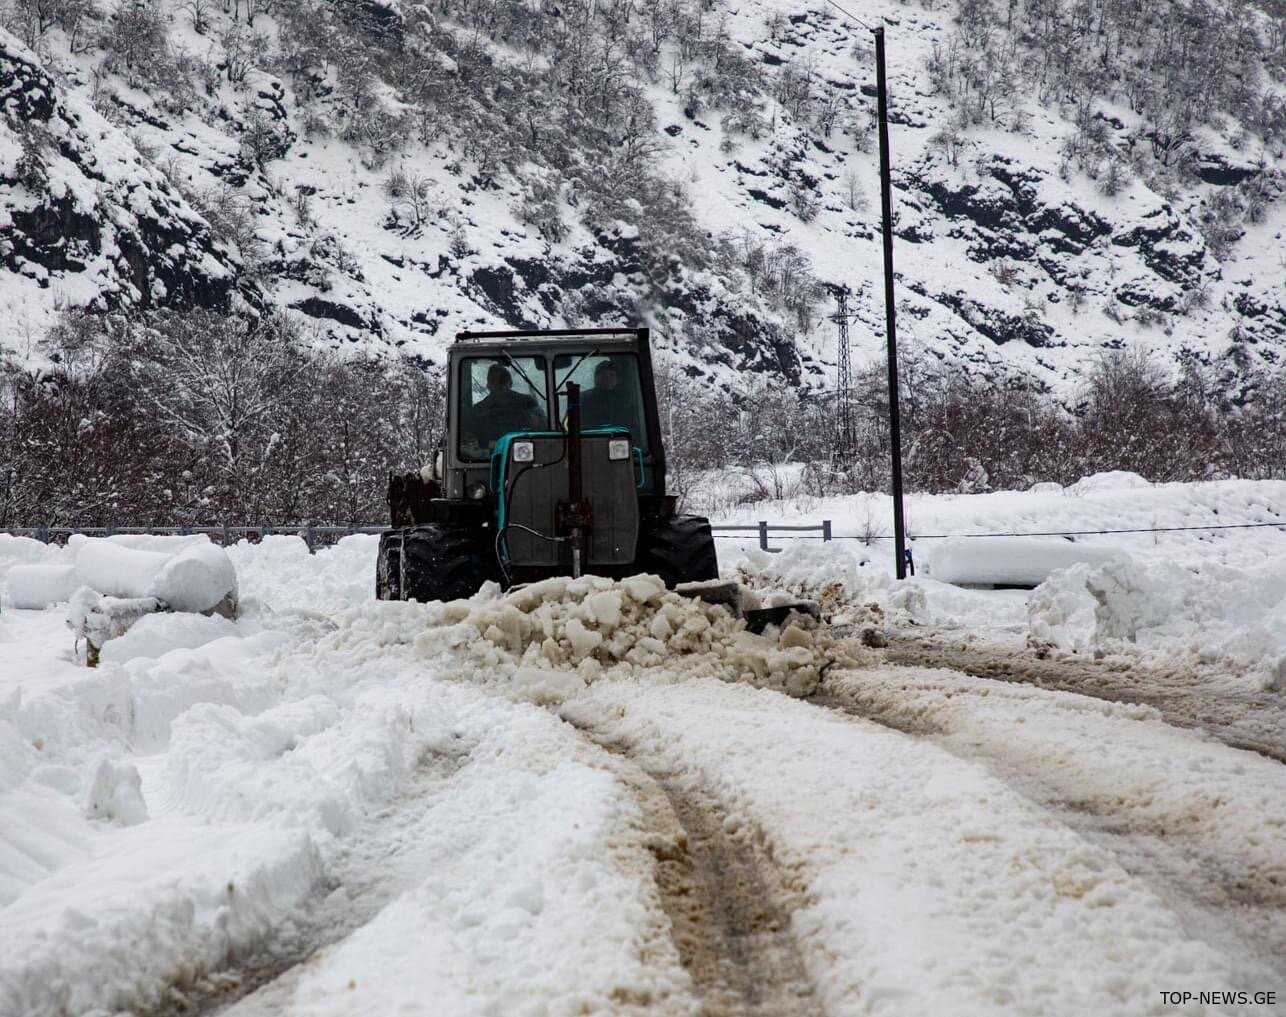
[[3, 525, 387, 553], [5, 521, 836, 555], [710, 520, 832, 552], [12, 516, 1273, 557]]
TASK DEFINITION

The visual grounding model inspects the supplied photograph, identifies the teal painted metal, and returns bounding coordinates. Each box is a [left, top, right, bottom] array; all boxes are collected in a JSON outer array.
[[489, 428, 631, 556]]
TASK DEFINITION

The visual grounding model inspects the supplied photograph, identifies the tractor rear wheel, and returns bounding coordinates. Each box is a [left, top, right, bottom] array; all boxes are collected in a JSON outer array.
[[376, 525, 497, 603], [638, 515, 719, 588]]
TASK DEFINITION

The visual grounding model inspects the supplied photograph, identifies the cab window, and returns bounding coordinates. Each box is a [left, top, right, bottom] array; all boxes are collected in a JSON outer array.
[[554, 353, 649, 453], [458, 356, 549, 462]]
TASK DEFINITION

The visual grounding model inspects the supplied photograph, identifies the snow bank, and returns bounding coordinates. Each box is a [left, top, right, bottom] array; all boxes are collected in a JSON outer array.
[[148, 542, 238, 614], [72, 540, 172, 599], [926, 536, 1127, 586], [732, 543, 1031, 635], [227, 534, 377, 612], [6, 564, 78, 609], [1028, 555, 1286, 689], [97, 612, 241, 665], [410, 573, 861, 699], [0, 534, 62, 583], [71, 537, 237, 611]]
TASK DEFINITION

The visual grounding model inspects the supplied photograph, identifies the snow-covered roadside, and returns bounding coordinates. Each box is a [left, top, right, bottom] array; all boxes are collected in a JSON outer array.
[[565, 677, 1270, 1016], [0, 563, 695, 1016], [721, 475, 1286, 687]]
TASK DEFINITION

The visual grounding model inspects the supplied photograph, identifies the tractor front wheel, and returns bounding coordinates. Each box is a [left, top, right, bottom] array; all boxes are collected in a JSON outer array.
[[376, 525, 498, 603], [638, 515, 719, 588]]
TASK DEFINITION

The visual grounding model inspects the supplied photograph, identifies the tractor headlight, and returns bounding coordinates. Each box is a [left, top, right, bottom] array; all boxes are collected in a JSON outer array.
[[512, 441, 534, 463], [608, 439, 631, 461], [467, 481, 488, 500]]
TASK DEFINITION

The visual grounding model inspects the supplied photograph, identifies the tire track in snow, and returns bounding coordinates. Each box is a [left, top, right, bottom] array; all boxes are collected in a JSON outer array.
[[568, 718, 824, 1017], [885, 632, 1286, 764], [811, 668, 1286, 986], [142, 741, 472, 1017]]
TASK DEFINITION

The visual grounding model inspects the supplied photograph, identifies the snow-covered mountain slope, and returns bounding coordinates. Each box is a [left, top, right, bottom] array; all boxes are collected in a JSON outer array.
[[0, 32, 241, 340], [1, 0, 1283, 391]]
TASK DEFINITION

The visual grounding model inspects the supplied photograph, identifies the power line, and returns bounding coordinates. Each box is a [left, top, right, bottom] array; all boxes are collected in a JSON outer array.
[[820, 0, 875, 32]]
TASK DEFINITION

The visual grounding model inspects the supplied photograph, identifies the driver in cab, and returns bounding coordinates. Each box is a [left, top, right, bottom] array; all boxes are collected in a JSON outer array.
[[464, 363, 544, 455], [579, 360, 627, 431]]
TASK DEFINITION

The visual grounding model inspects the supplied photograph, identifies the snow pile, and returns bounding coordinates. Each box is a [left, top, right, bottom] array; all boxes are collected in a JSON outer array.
[[149, 543, 239, 614], [1028, 555, 1286, 688], [926, 537, 1127, 587], [71, 540, 173, 599], [730, 542, 1033, 638], [411, 574, 864, 700], [67, 588, 164, 661], [71, 538, 238, 614], [734, 544, 926, 626], [226, 534, 378, 612], [0, 535, 61, 581], [6, 565, 79, 609], [97, 612, 241, 665]]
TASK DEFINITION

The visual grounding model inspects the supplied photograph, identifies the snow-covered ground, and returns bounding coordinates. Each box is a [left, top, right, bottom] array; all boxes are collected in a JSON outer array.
[[2, 475, 1285, 1016], [713, 471, 1286, 688]]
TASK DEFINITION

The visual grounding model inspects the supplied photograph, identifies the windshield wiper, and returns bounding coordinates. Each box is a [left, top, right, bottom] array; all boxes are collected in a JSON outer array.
[[501, 351, 542, 398], [556, 347, 600, 391]]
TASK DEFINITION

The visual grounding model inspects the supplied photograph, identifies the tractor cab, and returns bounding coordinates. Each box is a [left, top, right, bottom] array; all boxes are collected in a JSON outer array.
[[379, 328, 717, 602]]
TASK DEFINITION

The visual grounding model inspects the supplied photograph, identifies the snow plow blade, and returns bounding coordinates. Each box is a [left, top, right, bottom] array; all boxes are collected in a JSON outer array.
[[674, 580, 822, 634]]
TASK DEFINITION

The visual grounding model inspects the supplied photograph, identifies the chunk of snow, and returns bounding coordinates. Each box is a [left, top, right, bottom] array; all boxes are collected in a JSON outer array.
[[147, 542, 238, 614], [7, 564, 78, 608], [510, 665, 586, 704], [928, 537, 1129, 587], [80, 755, 149, 826], [98, 612, 240, 665], [0, 534, 62, 581], [1028, 555, 1286, 689], [73, 540, 171, 599]]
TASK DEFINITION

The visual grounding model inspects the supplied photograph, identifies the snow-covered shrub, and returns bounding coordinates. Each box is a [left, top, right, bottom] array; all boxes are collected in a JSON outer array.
[[100, 0, 169, 86]]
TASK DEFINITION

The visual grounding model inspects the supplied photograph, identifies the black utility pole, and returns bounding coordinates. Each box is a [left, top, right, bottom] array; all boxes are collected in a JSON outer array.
[[873, 27, 908, 580]]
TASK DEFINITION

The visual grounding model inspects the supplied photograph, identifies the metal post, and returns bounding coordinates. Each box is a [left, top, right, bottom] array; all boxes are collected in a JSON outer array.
[[822, 519, 832, 542], [564, 382, 588, 578], [874, 26, 908, 580], [758, 520, 768, 551]]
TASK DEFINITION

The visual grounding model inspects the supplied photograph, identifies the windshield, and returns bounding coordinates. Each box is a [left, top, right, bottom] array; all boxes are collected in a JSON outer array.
[[554, 353, 649, 453], [458, 355, 550, 462]]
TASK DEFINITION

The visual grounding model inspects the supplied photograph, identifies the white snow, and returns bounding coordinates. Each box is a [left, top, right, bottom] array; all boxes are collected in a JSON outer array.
[[70, 537, 237, 613], [71, 539, 173, 600], [148, 542, 239, 614], [6, 565, 79, 610], [2, 478, 1285, 1015], [1028, 555, 1286, 690], [926, 536, 1128, 586], [719, 474, 1286, 679]]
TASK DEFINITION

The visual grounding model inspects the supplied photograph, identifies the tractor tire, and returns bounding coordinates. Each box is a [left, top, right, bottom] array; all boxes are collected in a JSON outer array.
[[376, 529, 402, 600], [377, 525, 497, 603], [638, 515, 719, 588]]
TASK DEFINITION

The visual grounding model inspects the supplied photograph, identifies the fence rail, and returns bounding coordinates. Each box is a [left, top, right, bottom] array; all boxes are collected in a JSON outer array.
[[8, 517, 1279, 555], [5, 521, 831, 554], [3, 525, 387, 553], [710, 521, 832, 552]]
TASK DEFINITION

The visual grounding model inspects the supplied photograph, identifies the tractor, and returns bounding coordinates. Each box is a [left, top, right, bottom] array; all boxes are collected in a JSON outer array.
[[377, 327, 720, 603]]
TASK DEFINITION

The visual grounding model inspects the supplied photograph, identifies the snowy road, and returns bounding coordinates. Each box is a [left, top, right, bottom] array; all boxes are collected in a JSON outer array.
[[4, 530, 1286, 1016], [886, 632, 1286, 764]]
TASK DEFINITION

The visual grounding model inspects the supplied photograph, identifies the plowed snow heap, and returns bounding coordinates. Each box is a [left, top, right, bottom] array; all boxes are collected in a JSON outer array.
[[411, 574, 866, 700]]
